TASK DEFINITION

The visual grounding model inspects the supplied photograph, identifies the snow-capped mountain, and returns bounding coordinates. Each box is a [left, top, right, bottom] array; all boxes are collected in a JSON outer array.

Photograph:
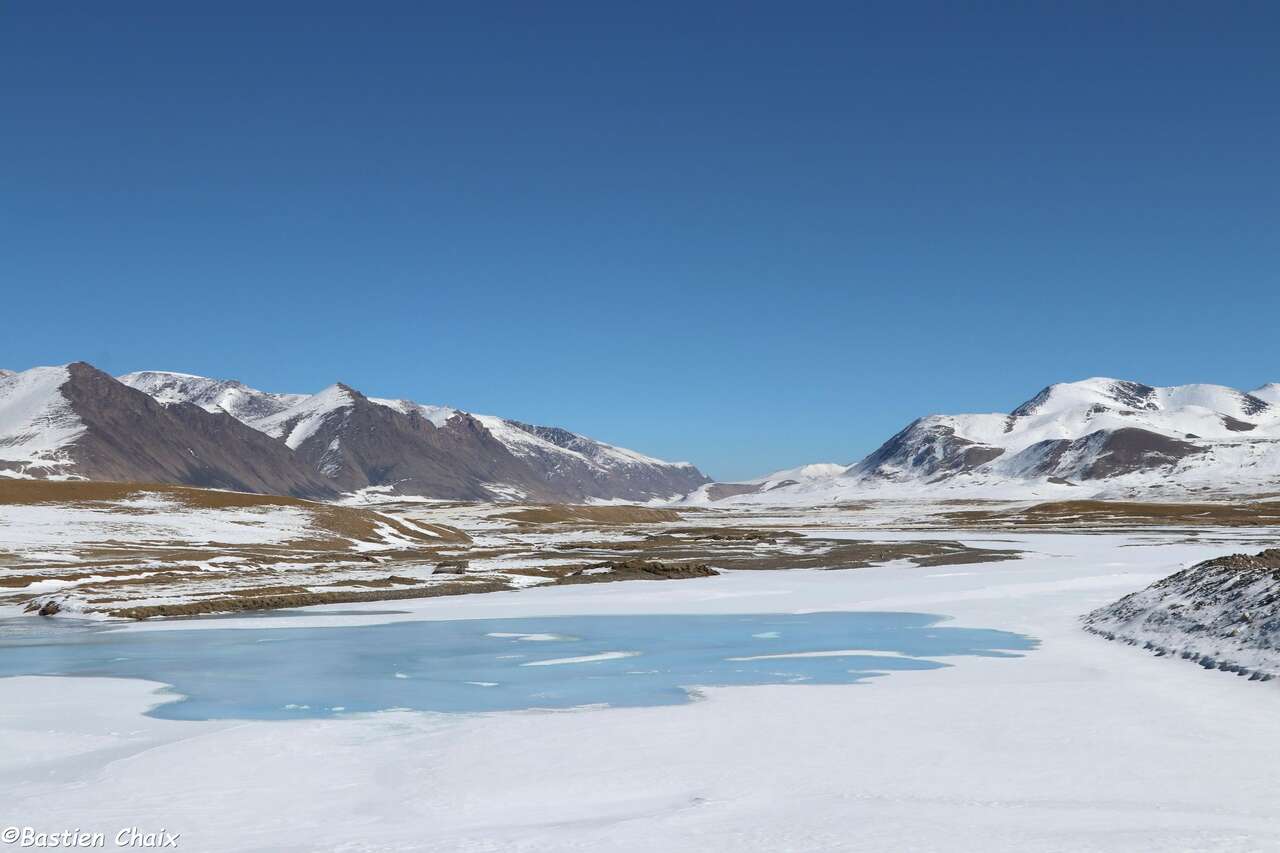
[[683, 462, 848, 503], [700, 378, 1280, 503], [1, 364, 335, 496], [116, 369, 708, 502]]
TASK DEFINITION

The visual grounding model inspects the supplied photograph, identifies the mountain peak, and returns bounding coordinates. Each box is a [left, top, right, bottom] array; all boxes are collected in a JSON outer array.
[[332, 382, 363, 397]]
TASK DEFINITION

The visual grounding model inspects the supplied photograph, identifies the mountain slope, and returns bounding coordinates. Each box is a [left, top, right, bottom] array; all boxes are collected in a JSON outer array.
[[242, 383, 561, 501], [118, 370, 709, 502], [2, 364, 336, 496], [0, 366, 87, 476]]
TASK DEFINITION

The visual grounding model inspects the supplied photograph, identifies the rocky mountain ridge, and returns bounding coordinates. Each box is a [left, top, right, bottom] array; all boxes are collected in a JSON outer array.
[[0, 363, 709, 502]]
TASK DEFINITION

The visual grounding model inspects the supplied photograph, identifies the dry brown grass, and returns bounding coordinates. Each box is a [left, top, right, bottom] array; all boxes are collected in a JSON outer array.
[[109, 577, 513, 619], [944, 499, 1280, 528]]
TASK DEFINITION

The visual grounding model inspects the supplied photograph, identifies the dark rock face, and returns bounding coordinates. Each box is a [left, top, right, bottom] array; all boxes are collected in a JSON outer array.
[[1222, 415, 1257, 432], [1081, 428, 1204, 478], [1014, 428, 1204, 480], [59, 364, 336, 498], [1240, 393, 1270, 417]]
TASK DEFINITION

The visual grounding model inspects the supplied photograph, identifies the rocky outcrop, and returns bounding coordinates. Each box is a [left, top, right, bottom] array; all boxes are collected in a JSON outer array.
[[557, 558, 718, 584], [1084, 548, 1280, 680]]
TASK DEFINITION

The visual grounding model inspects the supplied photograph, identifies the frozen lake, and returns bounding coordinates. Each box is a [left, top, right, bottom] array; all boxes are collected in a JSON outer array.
[[0, 611, 1035, 719]]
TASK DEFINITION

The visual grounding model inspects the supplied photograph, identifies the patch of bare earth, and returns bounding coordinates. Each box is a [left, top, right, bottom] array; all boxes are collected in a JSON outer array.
[[542, 527, 1019, 570], [107, 578, 514, 619], [942, 499, 1280, 529]]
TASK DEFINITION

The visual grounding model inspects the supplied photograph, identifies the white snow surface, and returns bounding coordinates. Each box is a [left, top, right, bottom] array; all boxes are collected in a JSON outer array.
[[5, 529, 1280, 851], [0, 496, 317, 552], [0, 366, 86, 475]]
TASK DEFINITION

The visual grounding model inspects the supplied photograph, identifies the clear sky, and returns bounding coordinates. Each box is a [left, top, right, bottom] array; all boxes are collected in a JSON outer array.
[[3, 2, 1278, 481]]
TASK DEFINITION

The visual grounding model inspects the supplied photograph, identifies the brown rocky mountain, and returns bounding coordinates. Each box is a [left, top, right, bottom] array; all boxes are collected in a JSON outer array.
[[3, 363, 336, 497], [0, 363, 709, 502], [117, 371, 709, 502], [260, 383, 562, 501]]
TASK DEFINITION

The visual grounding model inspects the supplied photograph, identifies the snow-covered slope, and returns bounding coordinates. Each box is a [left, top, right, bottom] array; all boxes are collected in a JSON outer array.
[[0, 366, 86, 477], [119, 371, 305, 425], [117, 370, 709, 502], [702, 377, 1280, 504]]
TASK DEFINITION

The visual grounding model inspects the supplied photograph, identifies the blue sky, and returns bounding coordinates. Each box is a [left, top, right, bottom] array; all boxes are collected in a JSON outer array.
[[3, 2, 1278, 481]]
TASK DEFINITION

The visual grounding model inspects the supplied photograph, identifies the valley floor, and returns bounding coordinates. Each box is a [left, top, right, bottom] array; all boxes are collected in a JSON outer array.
[[3, 520, 1280, 851]]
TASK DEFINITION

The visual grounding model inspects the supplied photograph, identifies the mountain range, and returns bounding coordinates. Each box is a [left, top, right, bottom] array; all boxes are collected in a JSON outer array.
[[0, 363, 709, 502], [689, 378, 1280, 503], [5, 367, 1280, 503]]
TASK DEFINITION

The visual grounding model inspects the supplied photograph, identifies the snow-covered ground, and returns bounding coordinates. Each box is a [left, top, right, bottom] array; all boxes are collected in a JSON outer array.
[[3, 527, 1280, 851], [0, 496, 317, 552]]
